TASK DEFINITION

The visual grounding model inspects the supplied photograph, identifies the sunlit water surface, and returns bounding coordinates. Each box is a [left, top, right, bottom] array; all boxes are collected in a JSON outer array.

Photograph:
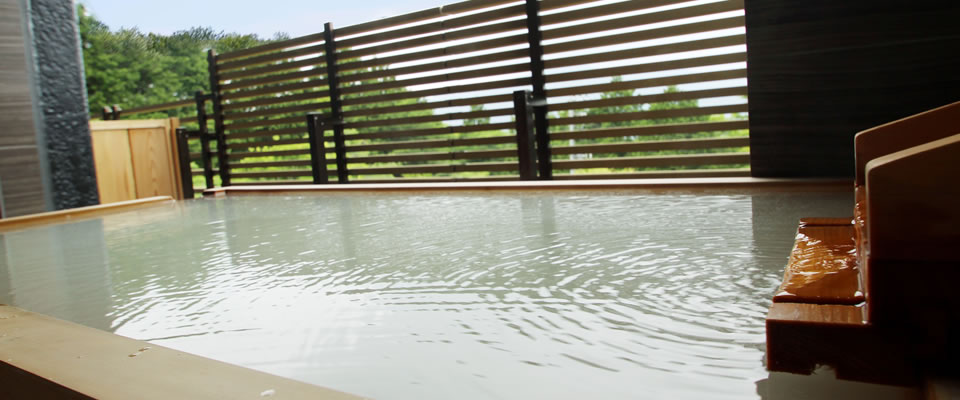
[[0, 191, 895, 399]]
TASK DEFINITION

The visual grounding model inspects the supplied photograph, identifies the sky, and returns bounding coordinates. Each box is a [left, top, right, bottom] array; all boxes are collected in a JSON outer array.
[[77, 0, 455, 38]]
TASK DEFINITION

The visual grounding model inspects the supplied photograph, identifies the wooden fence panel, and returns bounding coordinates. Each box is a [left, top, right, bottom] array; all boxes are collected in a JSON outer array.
[[100, 0, 751, 185], [90, 129, 137, 203], [89, 119, 185, 202], [542, 0, 749, 177], [128, 127, 179, 198]]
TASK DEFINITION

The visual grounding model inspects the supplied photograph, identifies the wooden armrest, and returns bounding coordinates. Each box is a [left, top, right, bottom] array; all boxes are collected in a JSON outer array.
[[866, 134, 960, 262], [854, 101, 960, 186]]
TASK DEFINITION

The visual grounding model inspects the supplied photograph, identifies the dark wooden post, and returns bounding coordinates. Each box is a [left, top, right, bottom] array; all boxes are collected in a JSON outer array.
[[175, 128, 196, 199], [101, 105, 121, 120], [306, 113, 329, 184], [323, 23, 349, 183], [207, 50, 231, 186], [513, 90, 538, 180], [194, 91, 215, 189], [524, 0, 552, 179]]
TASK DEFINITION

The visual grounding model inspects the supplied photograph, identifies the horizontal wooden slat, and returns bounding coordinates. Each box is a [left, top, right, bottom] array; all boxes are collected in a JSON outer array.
[[221, 68, 326, 91], [545, 16, 745, 55], [344, 107, 512, 129], [338, 32, 527, 74], [217, 33, 326, 62], [221, 79, 327, 101], [227, 137, 308, 151], [218, 44, 324, 72], [550, 120, 750, 141], [179, 116, 199, 125], [342, 42, 528, 84], [538, 0, 601, 11], [546, 35, 746, 70], [541, 0, 709, 27], [342, 77, 532, 108], [228, 180, 315, 186], [552, 137, 750, 155], [227, 126, 306, 140], [335, 0, 517, 38], [338, 5, 525, 56], [348, 122, 514, 141], [229, 148, 311, 160], [550, 87, 747, 112], [225, 115, 304, 131], [552, 153, 750, 169], [116, 98, 194, 116], [223, 91, 324, 111], [230, 160, 312, 169], [546, 53, 746, 83], [220, 56, 325, 81], [552, 168, 751, 180], [346, 135, 515, 152], [231, 170, 314, 179], [224, 102, 330, 121], [343, 93, 512, 118], [340, 63, 529, 96], [347, 149, 516, 164], [550, 104, 748, 126], [543, 1, 744, 42], [549, 69, 747, 97], [188, 146, 219, 158], [348, 161, 516, 175], [352, 176, 518, 183]]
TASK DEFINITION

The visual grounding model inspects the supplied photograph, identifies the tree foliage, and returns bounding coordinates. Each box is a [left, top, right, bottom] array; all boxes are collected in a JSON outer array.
[[78, 5, 275, 116]]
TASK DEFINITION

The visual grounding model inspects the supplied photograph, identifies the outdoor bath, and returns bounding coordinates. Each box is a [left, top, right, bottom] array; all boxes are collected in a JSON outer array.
[[2, 182, 913, 399]]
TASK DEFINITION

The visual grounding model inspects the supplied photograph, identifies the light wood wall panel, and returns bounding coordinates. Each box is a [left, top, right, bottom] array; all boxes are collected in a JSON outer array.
[[90, 129, 136, 204], [89, 119, 183, 203], [128, 127, 177, 198]]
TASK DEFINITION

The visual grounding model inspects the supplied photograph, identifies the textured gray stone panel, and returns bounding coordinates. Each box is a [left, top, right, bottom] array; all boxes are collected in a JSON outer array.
[[28, 0, 99, 208]]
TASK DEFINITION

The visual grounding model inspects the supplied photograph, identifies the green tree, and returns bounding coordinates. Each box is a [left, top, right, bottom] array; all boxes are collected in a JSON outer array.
[[78, 5, 275, 117]]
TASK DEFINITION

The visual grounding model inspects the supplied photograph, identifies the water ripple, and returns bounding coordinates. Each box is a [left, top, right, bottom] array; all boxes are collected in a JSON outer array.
[[0, 191, 856, 399]]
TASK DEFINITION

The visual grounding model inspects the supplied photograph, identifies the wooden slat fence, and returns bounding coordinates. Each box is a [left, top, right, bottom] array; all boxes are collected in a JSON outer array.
[[102, 0, 750, 187]]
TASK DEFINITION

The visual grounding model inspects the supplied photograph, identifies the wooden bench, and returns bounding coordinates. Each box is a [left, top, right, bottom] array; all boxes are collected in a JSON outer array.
[[766, 101, 960, 385]]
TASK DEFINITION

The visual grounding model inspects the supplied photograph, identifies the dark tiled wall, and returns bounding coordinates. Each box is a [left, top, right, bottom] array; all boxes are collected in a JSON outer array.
[[745, 0, 960, 178], [29, 0, 98, 209]]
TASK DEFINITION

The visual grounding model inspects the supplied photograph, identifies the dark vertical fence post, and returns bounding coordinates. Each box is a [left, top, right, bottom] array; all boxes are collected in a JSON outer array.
[[513, 90, 537, 180], [101, 105, 121, 120], [323, 23, 349, 183], [175, 128, 196, 199], [194, 91, 215, 189], [306, 113, 329, 184], [207, 50, 231, 186], [524, 0, 552, 179]]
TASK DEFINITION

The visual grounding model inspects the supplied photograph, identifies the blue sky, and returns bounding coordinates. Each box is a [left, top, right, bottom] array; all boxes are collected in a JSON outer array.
[[77, 0, 453, 37]]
